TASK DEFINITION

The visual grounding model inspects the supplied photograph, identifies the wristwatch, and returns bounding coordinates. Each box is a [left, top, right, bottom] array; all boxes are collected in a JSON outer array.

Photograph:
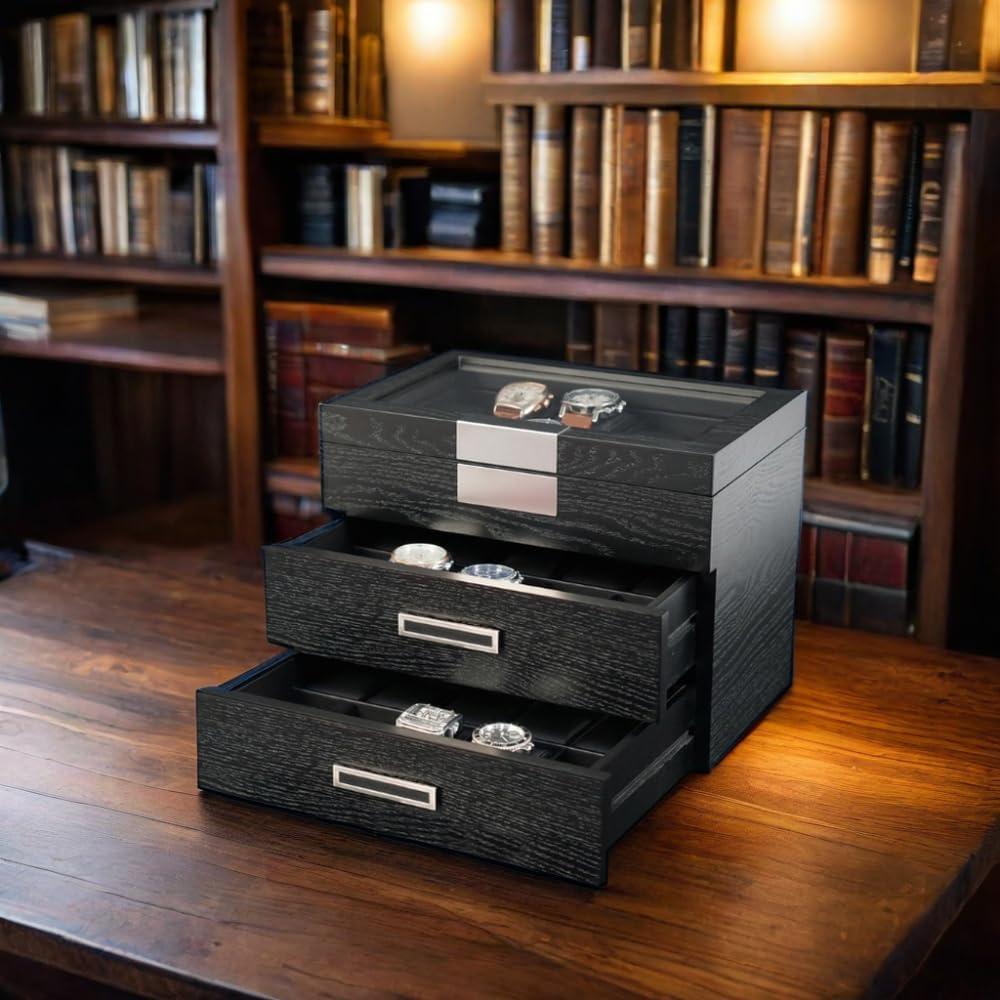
[[459, 563, 524, 585], [558, 387, 626, 429], [493, 381, 554, 420], [471, 722, 534, 753], [395, 704, 463, 737], [390, 543, 453, 571]]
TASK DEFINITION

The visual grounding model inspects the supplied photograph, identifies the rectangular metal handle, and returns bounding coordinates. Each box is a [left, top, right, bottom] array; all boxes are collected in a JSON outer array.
[[397, 612, 501, 654], [333, 764, 438, 811]]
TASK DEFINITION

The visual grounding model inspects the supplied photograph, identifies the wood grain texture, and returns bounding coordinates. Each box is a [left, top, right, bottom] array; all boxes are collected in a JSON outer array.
[[0, 551, 999, 997], [0, 118, 219, 149]]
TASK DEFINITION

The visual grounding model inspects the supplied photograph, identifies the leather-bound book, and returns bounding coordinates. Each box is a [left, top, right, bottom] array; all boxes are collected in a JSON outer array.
[[913, 122, 947, 283], [295, 1, 336, 115], [50, 14, 92, 115], [565, 301, 595, 364], [867, 121, 912, 284], [571, 0, 593, 68], [848, 583, 910, 636], [598, 105, 623, 264], [531, 103, 566, 257], [916, 0, 954, 71], [895, 124, 923, 278], [722, 309, 752, 382], [821, 333, 866, 479], [28, 147, 58, 254], [613, 108, 647, 266], [900, 328, 929, 489], [661, 0, 694, 69], [752, 313, 783, 387], [660, 306, 692, 377], [676, 106, 705, 266], [642, 305, 660, 371], [592, 0, 623, 66], [643, 108, 679, 268], [623, 0, 651, 68], [94, 24, 118, 117], [698, 106, 718, 268], [249, 0, 295, 114], [135, 11, 158, 122], [983, 0, 1000, 69], [538, 0, 571, 71], [55, 147, 76, 257], [809, 113, 832, 274], [71, 156, 100, 256], [570, 106, 601, 260], [813, 525, 848, 627], [300, 304, 397, 348], [820, 111, 867, 277], [949, 0, 985, 67], [594, 302, 642, 369], [849, 531, 911, 590], [784, 327, 823, 477], [764, 110, 820, 276], [715, 108, 771, 271], [501, 105, 532, 253], [494, 0, 535, 71], [693, 307, 724, 380], [298, 163, 343, 247], [866, 326, 906, 485], [19, 20, 47, 116], [699, 0, 733, 71]]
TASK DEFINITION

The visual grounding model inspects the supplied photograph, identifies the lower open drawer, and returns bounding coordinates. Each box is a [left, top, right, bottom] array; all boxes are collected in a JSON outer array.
[[197, 652, 696, 886]]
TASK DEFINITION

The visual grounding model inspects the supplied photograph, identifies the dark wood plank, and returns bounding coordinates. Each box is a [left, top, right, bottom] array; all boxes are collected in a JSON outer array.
[[0, 118, 218, 149], [805, 478, 923, 520], [0, 256, 220, 288]]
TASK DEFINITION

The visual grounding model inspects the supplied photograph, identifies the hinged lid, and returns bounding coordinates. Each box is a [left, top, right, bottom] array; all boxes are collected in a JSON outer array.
[[320, 351, 806, 496]]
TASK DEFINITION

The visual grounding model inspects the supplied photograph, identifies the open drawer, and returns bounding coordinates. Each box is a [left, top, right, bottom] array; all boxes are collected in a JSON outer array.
[[197, 652, 697, 886], [264, 516, 698, 721]]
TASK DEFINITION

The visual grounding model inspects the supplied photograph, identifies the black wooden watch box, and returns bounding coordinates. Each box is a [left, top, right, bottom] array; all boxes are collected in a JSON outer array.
[[197, 351, 806, 886]]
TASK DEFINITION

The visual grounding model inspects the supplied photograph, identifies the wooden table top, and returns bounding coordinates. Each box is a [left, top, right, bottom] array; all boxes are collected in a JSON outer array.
[[0, 550, 998, 999]]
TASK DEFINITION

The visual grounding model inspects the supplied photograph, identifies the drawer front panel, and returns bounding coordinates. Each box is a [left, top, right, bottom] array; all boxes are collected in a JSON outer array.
[[197, 690, 609, 885], [322, 443, 714, 572], [264, 544, 672, 720]]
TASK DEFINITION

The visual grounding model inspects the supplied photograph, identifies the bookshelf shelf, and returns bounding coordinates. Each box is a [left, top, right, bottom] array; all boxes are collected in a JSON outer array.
[[484, 70, 1000, 110], [259, 245, 935, 324], [255, 116, 390, 149], [0, 118, 219, 149], [265, 456, 321, 500], [0, 256, 220, 288], [804, 479, 923, 520], [0, 304, 224, 375]]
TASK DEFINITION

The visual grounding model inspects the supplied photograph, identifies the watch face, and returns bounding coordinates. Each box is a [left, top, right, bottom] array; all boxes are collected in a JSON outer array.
[[472, 722, 534, 752], [460, 563, 524, 584], [500, 381, 547, 407], [395, 703, 462, 737], [563, 387, 621, 409], [389, 543, 453, 571]]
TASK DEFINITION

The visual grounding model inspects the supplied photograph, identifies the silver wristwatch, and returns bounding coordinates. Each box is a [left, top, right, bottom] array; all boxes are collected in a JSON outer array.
[[558, 387, 626, 429], [395, 704, 463, 737], [493, 381, 554, 420], [389, 543, 453, 571], [459, 563, 524, 585], [471, 722, 534, 753]]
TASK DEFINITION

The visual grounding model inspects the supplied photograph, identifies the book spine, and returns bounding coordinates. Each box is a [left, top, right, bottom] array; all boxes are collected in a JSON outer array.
[[676, 106, 704, 266], [913, 122, 947, 283], [809, 113, 832, 276], [571, 0, 593, 68], [594, 302, 641, 369], [592, 0, 623, 67], [643, 108, 679, 268], [784, 327, 823, 477], [94, 24, 118, 117], [791, 110, 821, 276], [764, 109, 804, 276], [699, 0, 731, 71], [598, 104, 622, 264], [55, 146, 76, 256], [949, 0, 985, 68], [642, 304, 660, 372], [570, 105, 601, 260], [693, 307, 724, 380], [821, 334, 867, 479], [565, 300, 595, 364], [624, 0, 651, 68], [538, 0, 553, 70], [660, 306, 692, 377], [752, 313, 784, 387], [550, 0, 572, 71], [916, 0, 954, 71], [820, 111, 867, 277], [859, 330, 874, 480], [613, 107, 647, 266], [983, 0, 1000, 69], [494, 0, 536, 71], [721, 308, 752, 382], [531, 103, 566, 257], [900, 328, 929, 489], [649, 0, 664, 67], [661, 0, 693, 69], [501, 105, 532, 253], [867, 326, 906, 485], [697, 105, 717, 267], [895, 123, 924, 277], [714, 107, 771, 271], [867, 121, 912, 284]]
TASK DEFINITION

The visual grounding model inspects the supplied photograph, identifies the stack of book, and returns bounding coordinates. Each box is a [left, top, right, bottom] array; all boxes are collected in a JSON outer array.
[[17, 9, 211, 122], [0, 145, 222, 266], [915, 0, 1000, 71], [797, 509, 918, 636], [249, 0, 386, 120], [500, 104, 965, 285], [565, 303, 929, 488], [0, 283, 137, 341], [264, 300, 430, 458], [494, 0, 734, 72], [427, 181, 499, 250]]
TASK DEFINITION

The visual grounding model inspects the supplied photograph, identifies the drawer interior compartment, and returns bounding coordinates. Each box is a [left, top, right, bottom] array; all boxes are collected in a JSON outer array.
[[265, 517, 697, 720]]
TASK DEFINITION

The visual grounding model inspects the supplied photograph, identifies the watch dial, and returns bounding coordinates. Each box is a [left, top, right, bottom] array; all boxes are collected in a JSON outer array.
[[564, 387, 620, 408], [474, 722, 531, 749], [460, 563, 523, 583]]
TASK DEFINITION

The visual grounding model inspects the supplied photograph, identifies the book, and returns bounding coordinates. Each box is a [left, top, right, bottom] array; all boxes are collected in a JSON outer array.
[[913, 123, 947, 283], [187, 11, 209, 123], [984, 0, 1000, 69], [298, 163, 343, 247], [594, 302, 641, 369], [623, 0, 651, 68], [592, 0, 623, 67], [900, 328, 929, 489], [135, 11, 158, 122], [531, 103, 566, 257], [494, 0, 535, 72], [895, 123, 923, 277], [721, 309, 752, 382], [613, 108, 647, 266], [296, 302, 397, 348], [118, 12, 140, 119], [50, 14, 92, 115], [28, 147, 58, 255], [809, 113, 832, 273], [820, 111, 868, 277], [866, 326, 906, 485], [868, 121, 913, 284], [501, 105, 532, 253], [19, 21, 47, 116], [676, 106, 705, 266], [699, 0, 732, 71], [916, 0, 954, 71], [565, 301, 595, 364], [570, 106, 601, 260], [693, 307, 724, 380], [764, 110, 820, 277], [94, 24, 118, 118], [661, 0, 694, 69], [643, 108, 679, 268], [796, 520, 818, 619], [537, 0, 571, 71], [642, 305, 660, 372], [661, 306, 692, 377], [427, 205, 498, 249], [346, 164, 386, 252], [949, 0, 985, 68], [0, 284, 137, 340], [752, 313, 783, 387], [250, 1, 295, 114], [55, 147, 76, 256], [571, 0, 593, 68], [821, 333, 867, 479], [598, 105, 623, 264], [698, 106, 718, 269], [715, 108, 771, 271], [296, 2, 338, 115], [783, 327, 823, 477]]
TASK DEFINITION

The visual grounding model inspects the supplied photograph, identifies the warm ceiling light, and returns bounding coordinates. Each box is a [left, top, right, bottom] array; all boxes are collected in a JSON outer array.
[[407, 0, 459, 51]]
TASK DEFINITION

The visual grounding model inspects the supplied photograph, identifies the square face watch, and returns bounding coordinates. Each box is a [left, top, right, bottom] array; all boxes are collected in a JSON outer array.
[[493, 381, 554, 420], [395, 703, 463, 737]]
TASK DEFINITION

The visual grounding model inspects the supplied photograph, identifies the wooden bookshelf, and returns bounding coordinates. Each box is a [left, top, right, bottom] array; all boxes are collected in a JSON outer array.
[[255, 116, 390, 149], [0, 118, 219, 148], [0, 304, 224, 376], [0, 256, 220, 288], [804, 479, 923, 520], [484, 70, 1000, 110]]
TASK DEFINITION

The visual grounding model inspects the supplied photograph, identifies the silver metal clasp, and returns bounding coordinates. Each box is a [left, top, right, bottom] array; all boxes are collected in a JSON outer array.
[[398, 612, 501, 654]]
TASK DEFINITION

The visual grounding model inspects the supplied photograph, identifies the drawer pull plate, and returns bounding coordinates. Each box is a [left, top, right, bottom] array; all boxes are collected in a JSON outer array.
[[456, 463, 558, 516], [398, 612, 501, 654], [333, 764, 438, 811]]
